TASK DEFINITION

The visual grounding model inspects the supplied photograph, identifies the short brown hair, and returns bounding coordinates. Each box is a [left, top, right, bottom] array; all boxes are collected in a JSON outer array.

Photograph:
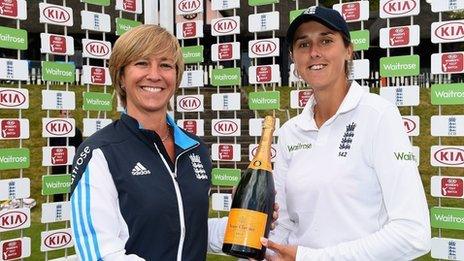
[[109, 24, 184, 107]]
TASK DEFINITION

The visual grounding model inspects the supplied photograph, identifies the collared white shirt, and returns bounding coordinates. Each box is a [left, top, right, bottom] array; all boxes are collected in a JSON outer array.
[[270, 81, 430, 260]]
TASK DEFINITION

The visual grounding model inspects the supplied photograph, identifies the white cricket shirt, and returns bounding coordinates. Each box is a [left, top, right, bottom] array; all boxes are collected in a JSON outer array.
[[270, 81, 430, 260]]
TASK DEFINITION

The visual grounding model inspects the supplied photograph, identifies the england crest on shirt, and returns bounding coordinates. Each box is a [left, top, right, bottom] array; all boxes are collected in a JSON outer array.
[[189, 153, 207, 180]]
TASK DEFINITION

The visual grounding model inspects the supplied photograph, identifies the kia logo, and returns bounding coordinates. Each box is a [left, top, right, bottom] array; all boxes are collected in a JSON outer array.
[[213, 18, 237, 34], [178, 97, 201, 110], [0, 90, 25, 107], [435, 22, 464, 40], [46, 120, 72, 136], [383, 0, 416, 15], [0, 211, 27, 229], [85, 42, 110, 57], [252, 146, 276, 159], [214, 120, 238, 135], [402, 117, 416, 134], [434, 147, 464, 165], [44, 232, 72, 248], [43, 6, 71, 23], [251, 40, 277, 56], [178, 0, 200, 13]]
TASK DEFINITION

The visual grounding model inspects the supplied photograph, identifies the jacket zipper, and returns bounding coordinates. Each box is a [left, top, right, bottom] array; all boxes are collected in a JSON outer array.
[[153, 142, 199, 261]]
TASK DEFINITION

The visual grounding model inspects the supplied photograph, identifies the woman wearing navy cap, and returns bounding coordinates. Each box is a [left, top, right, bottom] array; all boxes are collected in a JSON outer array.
[[261, 5, 431, 261]]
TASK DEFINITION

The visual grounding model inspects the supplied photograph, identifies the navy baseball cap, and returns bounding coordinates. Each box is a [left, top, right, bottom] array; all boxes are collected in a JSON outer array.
[[286, 5, 351, 48]]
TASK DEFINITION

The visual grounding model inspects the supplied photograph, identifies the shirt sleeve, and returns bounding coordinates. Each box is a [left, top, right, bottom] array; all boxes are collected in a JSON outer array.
[[70, 149, 145, 261], [207, 217, 228, 253], [268, 128, 294, 245], [295, 106, 431, 261]]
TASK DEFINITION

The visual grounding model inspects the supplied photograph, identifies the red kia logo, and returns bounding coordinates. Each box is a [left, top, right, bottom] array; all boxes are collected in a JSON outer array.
[[178, 97, 201, 110], [43, 6, 70, 23], [85, 42, 109, 57], [252, 146, 276, 159], [214, 120, 238, 135], [251, 40, 276, 56], [402, 117, 416, 134], [46, 120, 72, 136], [178, 0, 200, 13], [383, 0, 416, 15], [0, 211, 27, 229], [213, 18, 237, 34], [44, 232, 71, 248], [435, 22, 464, 40], [0, 90, 25, 107], [434, 147, 464, 165]]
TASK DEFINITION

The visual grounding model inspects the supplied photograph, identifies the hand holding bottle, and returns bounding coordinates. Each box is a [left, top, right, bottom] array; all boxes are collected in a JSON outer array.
[[260, 238, 297, 261]]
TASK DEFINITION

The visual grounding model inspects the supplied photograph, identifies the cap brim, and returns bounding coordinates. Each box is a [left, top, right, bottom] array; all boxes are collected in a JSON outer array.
[[286, 15, 345, 46]]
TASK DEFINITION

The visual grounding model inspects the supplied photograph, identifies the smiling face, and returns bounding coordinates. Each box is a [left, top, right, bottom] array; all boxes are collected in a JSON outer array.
[[109, 25, 184, 110], [121, 54, 177, 117], [291, 21, 353, 91]]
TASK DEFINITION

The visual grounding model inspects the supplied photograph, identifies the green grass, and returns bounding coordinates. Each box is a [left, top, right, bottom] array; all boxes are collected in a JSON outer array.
[[1, 85, 463, 260]]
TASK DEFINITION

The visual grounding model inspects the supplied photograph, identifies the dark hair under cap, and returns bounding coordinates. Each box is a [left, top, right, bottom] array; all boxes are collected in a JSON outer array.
[[286, 5, 351, 49]]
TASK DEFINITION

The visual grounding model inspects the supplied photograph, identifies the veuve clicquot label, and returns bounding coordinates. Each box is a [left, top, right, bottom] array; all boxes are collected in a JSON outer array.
[[224, 208, 268, 249]]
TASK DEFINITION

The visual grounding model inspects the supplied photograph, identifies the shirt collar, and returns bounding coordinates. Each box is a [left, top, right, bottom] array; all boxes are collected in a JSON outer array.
[[122, 113, 198, 150], [295, 81, 364, 131]]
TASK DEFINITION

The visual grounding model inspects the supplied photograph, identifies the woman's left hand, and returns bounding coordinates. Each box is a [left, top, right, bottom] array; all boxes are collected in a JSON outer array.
[[261, 237, 297, 261]]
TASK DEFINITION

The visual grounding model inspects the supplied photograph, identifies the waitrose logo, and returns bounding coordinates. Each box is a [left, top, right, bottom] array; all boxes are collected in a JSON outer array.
[[45, 68, 72, 77], [116, 18, 141, 35], [0, 155, 28, 163], [250, 97, 277, 104], [431, 207, 464, 230], [182, 46, 204, 64], [211, 68, 241, 86], [0, 148, 30, 170], [432, 83, 464, 105], [83, 92, 112, 111], [249, 91, 280, 110], [394, 151, 417, 162], [434, 214, 464, 223], [211, 168, 240, 186], [42, 174, 71, 195], [86, 99, 110, 105], [380, 55, 419, 77], [42, 61, 75, 83], [0, 26, 27, 50], [434, 90, 464, 98], [287, 143, 312, 152]]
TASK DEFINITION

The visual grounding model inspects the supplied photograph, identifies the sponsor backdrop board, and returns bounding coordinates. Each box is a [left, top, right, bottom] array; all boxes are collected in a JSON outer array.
[[0, 1, 463, 258]]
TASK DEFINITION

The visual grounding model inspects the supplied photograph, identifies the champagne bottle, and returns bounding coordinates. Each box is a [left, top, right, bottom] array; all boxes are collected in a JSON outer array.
[[222, 115, 276, 260]]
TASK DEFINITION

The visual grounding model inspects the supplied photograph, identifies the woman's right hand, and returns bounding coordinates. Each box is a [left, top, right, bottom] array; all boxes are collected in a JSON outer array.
[[261, 237, 297, 261]]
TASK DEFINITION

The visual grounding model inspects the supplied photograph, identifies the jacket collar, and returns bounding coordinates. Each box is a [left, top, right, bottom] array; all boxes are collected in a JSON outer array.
[[295, 81, 364, 131], [121, 113, 198, 150]]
